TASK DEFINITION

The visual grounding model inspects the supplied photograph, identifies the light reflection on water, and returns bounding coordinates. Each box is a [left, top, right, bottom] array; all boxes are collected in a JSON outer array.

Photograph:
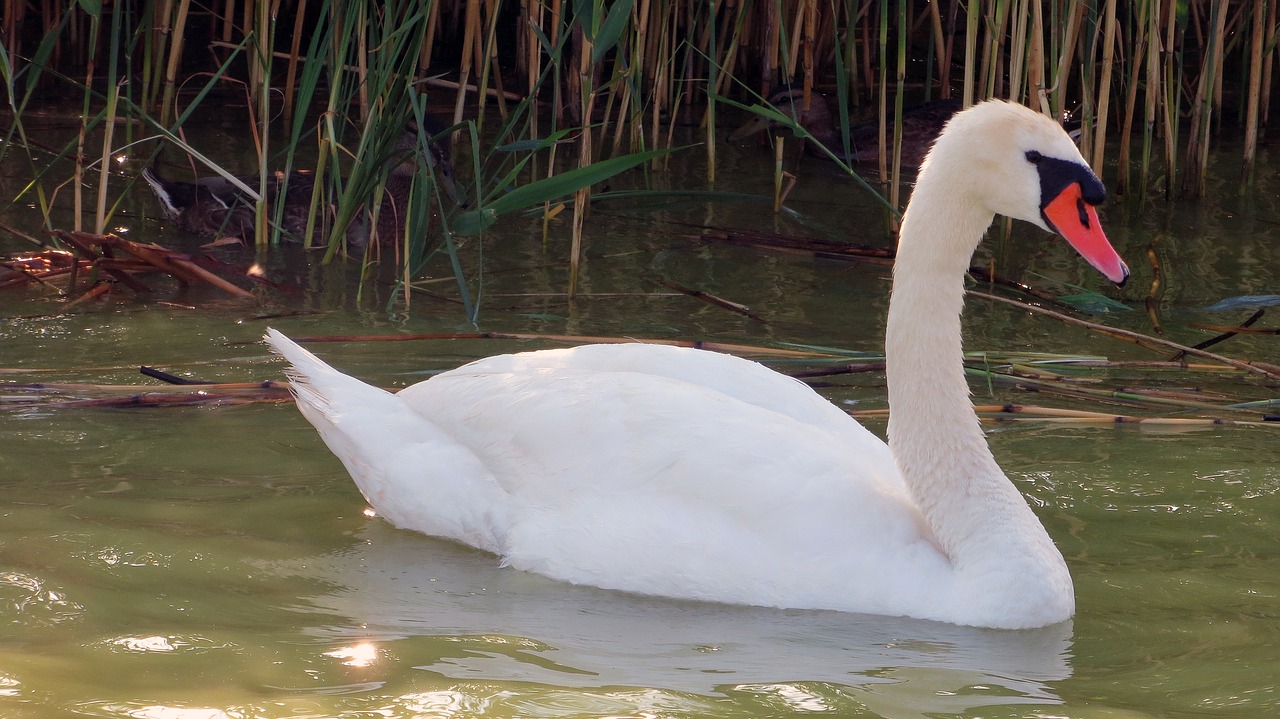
[[3, 121, 1280, 717]]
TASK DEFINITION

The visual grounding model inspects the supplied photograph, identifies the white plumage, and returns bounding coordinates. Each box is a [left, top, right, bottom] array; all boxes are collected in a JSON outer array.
[[266, 100, 1128, 629]]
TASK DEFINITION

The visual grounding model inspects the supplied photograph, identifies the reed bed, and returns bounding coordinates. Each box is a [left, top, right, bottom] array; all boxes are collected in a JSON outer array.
[[3, 1, 1276, 266]]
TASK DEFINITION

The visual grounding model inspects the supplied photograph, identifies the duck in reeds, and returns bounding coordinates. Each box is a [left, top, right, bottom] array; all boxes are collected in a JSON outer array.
[[729, 88, 962, 170], [264, 101, 1129, 629], [142, 117, 460, 245]]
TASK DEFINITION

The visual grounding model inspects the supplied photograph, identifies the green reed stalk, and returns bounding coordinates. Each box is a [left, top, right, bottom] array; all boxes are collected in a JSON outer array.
[[1162, 0, 1181, 198], [1116, 0, 1150, 197], [1241, 0, 1266, 187], [1138, 0, 1158, 202], [1090, 0, 1116, 171], [1048, 1, 1084, 122], [607, 17, 639, 157], [704, 0, 718, 185], [160, 0, 191, 123], [1263, 0, 1278, 126], [482, 0, 510, 122], [962, 0, 978, 105], [831, 2, 853, 163], [252, 0, 274, 246], [1076, 4, 1100, 164], [568, 2, 599, 299], [1007, 0, 1028, 103], [275, 0, 331, 247], [981, 0, 1006, 100], [72, 5, 103, 234], [875, 0, 888, 183], [0, 38, 18, 164], [1026, 0, 1045, 110], [454, 0, 479, 140], [94, 1, 126, 235], [1184, 0, 1225, 197], [281, 0, 309, 125], [890, 0, 906, 212], [926, 0, 947, 97], [139, 0, 161, 112], [763, 0, 781, 94], [473, 0, 502, 129]]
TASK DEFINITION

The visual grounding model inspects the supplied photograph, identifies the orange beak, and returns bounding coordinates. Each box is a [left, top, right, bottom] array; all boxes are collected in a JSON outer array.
[[1042, 183, 1129, 286]]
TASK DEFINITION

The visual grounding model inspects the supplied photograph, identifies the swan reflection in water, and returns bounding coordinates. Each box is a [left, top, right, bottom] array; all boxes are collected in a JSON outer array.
[[270, 522, 1073, 719]]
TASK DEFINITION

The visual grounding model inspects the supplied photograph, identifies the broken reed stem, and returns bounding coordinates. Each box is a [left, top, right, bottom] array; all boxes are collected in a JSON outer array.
[[978, 368, 1262, 414], [1049, 360, 1258, 372], [970, 289, 1280, 382], [655, 278, 763, 321], [45, 230, 257, 300], [847, 404, 1275, 427]]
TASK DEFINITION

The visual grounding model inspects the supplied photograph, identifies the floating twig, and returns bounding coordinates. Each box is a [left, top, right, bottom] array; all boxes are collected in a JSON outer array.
[[849, 403, 1275, 426], [1175, 309, 1269, 361], [139, 366, 216, 385], [63, 282, 113, 308], [1189, 320, 1278, 335], [788, 362, 887, 378], [655, 278, 764, 321]]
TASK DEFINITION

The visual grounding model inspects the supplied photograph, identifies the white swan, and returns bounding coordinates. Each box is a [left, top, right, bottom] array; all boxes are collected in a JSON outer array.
[[264, 100, 1129, 629]]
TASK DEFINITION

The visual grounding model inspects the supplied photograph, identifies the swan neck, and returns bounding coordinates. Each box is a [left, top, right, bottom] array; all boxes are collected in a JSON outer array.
[[884, 182, 993, 482], [884, 176, 1055, 567]]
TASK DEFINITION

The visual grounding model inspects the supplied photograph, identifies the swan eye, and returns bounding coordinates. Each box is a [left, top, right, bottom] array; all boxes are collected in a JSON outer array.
[[1025, 150, 1043, 164]]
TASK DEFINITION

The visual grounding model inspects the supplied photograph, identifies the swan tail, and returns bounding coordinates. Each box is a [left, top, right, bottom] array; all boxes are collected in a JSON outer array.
[[264, 328, 512, 552], [263, 328, 394, 427]]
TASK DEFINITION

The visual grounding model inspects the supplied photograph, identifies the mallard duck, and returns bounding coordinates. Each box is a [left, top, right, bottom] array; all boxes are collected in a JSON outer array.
[[730, 89, 962, 170], [265, 101, 1128, 629], [142, 117, 460, 245]]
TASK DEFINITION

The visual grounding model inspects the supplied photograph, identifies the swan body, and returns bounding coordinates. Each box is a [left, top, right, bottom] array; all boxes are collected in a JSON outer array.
[[266, 100, 1128, 629]]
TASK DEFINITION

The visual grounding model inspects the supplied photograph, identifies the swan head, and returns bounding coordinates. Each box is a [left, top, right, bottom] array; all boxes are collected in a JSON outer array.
[[920, 101, 1129, 286]]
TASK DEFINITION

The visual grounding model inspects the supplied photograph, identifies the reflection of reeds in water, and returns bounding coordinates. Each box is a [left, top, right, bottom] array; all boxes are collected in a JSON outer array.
[[2, 1, 1278, 300]]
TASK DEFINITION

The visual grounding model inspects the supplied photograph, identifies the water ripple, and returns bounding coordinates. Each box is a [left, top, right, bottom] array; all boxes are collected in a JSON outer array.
[[0, 570, 84, 624]]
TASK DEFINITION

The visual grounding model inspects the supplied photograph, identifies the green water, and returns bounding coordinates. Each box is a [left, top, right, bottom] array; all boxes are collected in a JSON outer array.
[[2, 123, 1279, 718]]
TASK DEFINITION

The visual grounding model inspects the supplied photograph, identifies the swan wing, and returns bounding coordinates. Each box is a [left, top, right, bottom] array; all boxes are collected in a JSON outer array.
[[395, 344, 946, 611], [422, 343, 899, 474]]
